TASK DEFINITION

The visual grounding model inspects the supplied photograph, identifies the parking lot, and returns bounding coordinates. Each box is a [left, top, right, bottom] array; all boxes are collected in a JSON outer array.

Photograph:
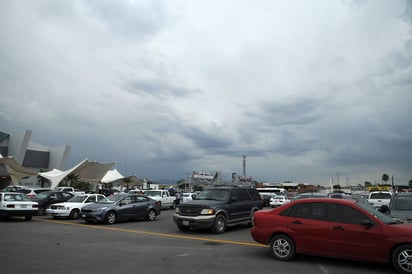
[[1, 208, 396, 274]]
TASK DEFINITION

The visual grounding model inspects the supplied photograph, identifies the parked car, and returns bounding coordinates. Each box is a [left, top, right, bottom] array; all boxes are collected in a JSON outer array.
[[368, 191, 392, 208], [250, 198, 412, 274], [182, 192, 197, 203], [269, 195, 290, 207], [173, 186, 263, 234], [2, 185, 24, 192], [31, 191, 75, 215], [380, 192, 412, 223], [0, 192, 38, 221], [81, 194, 161, 224], [46, 194, 106, 219], [17, 187, 50, 199]]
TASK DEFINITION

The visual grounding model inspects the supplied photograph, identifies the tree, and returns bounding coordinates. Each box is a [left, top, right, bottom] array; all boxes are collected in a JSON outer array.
[[37, 169, 49, 187], [364, 181, 372, 188], [382, 173, 389, 184], [123, 177, 131, 190], [64, 174, 79, 187]]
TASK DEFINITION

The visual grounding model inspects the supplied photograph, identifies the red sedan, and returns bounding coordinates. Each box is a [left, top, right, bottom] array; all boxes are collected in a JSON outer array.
[[250, 198, 412, 274]]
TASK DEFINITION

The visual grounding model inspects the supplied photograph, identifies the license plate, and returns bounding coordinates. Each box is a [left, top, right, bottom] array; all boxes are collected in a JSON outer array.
[[20, 205, 27, 208], [182, 220, 189, 226], [82, 214, 86, 218]]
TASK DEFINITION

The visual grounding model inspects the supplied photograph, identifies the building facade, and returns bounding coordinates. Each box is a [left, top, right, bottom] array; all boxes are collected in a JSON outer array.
[[0, 130, 70, 188]]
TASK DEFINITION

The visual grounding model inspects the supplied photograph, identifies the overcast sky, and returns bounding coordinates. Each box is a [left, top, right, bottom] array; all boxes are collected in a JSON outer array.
[[1, 0, 411, 186]]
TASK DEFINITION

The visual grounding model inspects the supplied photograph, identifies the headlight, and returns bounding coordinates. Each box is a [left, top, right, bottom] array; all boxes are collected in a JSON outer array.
[[200, 208, 215, 215], [175, 207, 180, 213]]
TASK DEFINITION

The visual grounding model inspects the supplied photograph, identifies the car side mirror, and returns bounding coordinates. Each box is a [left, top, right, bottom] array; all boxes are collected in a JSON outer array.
[[361, 219, 375, 227]]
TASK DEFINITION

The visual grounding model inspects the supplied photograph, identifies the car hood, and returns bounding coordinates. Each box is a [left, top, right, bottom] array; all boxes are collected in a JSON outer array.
[[52, 202, 84, 207], [390, 210, 412, 223]]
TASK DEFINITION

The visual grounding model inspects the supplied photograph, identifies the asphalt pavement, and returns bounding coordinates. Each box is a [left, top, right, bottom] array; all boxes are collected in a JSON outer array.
[[0, 208, 396, 274]]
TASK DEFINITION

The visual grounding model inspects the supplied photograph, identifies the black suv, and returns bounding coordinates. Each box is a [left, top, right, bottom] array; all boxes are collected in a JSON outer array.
[[173, 186, 263, 233]]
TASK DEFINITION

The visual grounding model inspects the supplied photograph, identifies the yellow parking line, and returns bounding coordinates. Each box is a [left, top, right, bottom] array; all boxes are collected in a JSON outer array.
[[35, 218, 267, 248]]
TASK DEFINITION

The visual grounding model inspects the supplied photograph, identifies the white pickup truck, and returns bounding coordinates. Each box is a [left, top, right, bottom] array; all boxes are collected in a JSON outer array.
[[368, 191, 392, 208], [144, 189, 177, 209]]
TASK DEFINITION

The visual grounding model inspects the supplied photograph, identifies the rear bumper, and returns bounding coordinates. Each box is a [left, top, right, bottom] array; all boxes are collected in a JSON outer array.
[[0, 209, 38, 216]]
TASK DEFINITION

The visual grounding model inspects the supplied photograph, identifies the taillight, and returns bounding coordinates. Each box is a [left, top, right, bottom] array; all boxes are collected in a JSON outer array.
[[6, 204, 15, 208], [33, 204, 38, 208], [155, 201, 161, 206]]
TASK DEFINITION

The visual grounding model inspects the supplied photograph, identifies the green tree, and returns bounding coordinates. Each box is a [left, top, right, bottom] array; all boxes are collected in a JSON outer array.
[[364, 181, 372, 188], [64, 174, 79, 187], [382, 173, 389, 184], [37, 169, 49, 187], [123, 177, 131, 190]]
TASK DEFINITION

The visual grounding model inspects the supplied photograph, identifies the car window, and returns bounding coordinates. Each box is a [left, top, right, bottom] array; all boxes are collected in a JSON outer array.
[[327, 203, 371, 225], [62, 192, 73, 199], [392, 195, 412, 210], [136, 196, 149, 202], [369, 192, 391, 199], [237, 189, 251, 201], [284, 202, 326, 221], [85, 196, 95, 203], [248, 189, 262, 201]]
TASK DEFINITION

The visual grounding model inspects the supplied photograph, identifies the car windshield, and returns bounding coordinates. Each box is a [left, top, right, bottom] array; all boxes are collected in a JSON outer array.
[[275, 195, 285, 199], [392, 195, 412, 211], [67, 195, 88, 203], [33, 191, 53, 199], [144, 191, 162, 197], [356, 199, 397, 224], [195, 189, 229, 201], [3, 193, 30, 201]]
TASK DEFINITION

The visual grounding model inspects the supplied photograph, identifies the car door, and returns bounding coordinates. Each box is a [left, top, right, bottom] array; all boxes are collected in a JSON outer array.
[[327, 203, 382, 260], [133, 195, 152, 219], [286, 202, 329, 255], [117, 196, 137, 220], [226, 189, 250, 222]]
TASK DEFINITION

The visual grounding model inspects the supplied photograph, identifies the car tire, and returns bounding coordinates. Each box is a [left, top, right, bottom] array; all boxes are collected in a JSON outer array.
[[212, 214, 226, 234], [69, 209, 80, 219], [104, 211, 116, 225], [25, 216, 32, 221], [392, 244, 412, 274], [270, 234, 296, 261], [146, 209, 157, 221]]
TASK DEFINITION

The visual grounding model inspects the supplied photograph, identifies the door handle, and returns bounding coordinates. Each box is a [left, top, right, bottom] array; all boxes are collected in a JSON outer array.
[[292, 220, 302, 224], [333, 226, 344, 230]]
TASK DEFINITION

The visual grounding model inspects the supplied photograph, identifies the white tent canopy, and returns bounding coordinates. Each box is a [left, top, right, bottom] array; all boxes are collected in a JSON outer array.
[[101, 169, 124, 183], [0, 154, 38, 185], [39, 158, 115, 189]]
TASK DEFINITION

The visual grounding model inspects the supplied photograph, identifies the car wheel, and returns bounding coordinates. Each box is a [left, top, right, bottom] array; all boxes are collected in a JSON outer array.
[[69, 209, 80, 219], [212, 214, 226, 234], [104, 211, 116, 225], [270, 234, 296, 261], [392, 244, 412, 274], [25, 216, 32, 221], [146, 209, 157, 221]]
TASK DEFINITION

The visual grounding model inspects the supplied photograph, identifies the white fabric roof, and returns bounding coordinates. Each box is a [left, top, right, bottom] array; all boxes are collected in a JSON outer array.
[[0, 154, 38, 185], [39, 158, 115, 189], [101, 169, 124, 183]]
